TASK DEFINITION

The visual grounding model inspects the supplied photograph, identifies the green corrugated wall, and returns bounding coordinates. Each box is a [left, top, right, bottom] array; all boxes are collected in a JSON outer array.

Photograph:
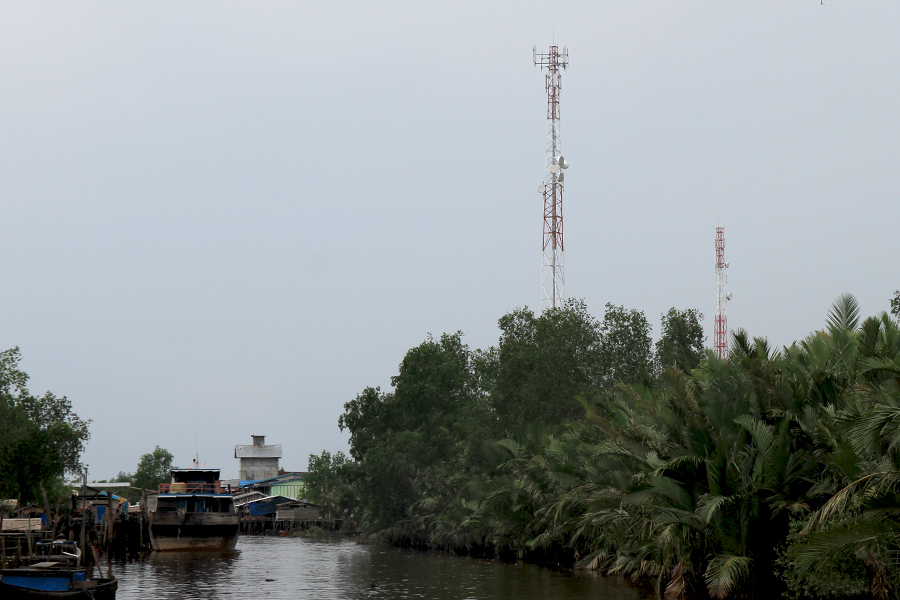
[[269, 480, 306, 500]]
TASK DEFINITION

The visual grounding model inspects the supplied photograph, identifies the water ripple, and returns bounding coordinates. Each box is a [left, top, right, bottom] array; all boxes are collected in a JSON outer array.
[[112, 536, 645, 600]]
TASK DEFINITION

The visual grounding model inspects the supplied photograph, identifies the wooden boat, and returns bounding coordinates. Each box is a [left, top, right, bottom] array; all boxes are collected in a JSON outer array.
[[149, 468, 239, 551], [0, 565, 117, 599], [25, 540, 81, 567]]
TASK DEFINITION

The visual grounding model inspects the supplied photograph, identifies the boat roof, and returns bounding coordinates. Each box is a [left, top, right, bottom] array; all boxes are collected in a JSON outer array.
[[169, 469, 221, 484], [170, 469, 220, 474]]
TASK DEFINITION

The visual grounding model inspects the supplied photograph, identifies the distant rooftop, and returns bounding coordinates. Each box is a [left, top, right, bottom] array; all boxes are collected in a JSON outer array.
[[251, 472, 307, 486], [86, 482, 132, 488]]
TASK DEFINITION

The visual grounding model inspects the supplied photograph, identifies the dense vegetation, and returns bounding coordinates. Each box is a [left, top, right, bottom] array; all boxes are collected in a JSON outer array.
[[0, 347, 90, 506], [309, 296, 900, 600], [109, 445, 175, 501]]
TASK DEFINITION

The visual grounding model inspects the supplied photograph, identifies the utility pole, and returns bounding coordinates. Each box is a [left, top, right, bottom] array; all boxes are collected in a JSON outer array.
[[534, 44, 569, 311]]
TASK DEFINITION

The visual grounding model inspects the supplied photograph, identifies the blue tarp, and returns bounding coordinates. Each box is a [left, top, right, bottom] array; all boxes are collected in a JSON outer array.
[[248, 495, 293, 516], [98, 491, 128, 514], [3, 576, 71, 591]]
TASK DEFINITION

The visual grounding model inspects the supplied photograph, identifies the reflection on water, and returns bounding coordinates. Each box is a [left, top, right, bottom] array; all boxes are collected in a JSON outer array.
[[114, 536, 647, 600]]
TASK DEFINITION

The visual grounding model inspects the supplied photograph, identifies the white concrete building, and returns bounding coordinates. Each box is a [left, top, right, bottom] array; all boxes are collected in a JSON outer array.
[[234, 435, 282, 481]]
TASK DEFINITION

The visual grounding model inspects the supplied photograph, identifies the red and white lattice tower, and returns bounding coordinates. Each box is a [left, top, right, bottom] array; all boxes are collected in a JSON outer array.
[[714, 227, 730, 359], [534, 45, 569, 311]]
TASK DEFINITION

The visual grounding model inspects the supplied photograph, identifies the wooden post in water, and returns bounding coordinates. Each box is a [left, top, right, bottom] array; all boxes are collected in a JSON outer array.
[[106, 496, 118, 557], [39, 479, 52, 528], [140, 489, 146, 550], [92, 545, 104, 579], [80, 471, 87, 568]]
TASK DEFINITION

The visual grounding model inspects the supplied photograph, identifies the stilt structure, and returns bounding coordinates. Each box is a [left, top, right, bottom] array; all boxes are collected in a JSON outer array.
[[534, 45, 569, 311], [714, 227, 730, 359]]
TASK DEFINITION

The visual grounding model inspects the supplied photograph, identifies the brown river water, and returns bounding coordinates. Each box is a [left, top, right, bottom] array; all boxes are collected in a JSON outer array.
[[111, 536, 648, 600]]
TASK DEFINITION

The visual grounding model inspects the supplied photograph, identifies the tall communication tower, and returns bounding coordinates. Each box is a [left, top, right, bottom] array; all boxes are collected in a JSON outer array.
[[714, 227, 731, 359], [534, 45, 569, 311]]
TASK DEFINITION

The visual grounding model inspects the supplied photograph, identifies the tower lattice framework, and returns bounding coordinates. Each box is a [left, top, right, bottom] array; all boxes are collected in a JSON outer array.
[[534, 45, 569, 311], [714, 227, 729, 359]]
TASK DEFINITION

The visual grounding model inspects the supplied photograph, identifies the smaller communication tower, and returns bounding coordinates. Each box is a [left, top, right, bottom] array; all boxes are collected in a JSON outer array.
[[714, 227, 731, 359]]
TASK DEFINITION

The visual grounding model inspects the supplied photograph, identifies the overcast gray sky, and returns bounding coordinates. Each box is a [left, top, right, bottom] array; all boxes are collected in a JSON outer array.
[[2, 2, 898, 480]]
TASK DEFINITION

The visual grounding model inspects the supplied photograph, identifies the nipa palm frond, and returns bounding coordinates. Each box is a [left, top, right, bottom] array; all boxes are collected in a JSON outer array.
[[826, 293, 860, 333], [704, 553, 752, 599]]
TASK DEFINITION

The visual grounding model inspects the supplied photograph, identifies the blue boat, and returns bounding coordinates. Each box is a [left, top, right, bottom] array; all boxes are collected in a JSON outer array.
[[0, 565, 117, 599]]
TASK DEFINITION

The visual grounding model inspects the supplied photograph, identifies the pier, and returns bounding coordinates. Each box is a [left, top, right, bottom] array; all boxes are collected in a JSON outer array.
[[0, 530, 54, 568], [240, 515, 343, 535]]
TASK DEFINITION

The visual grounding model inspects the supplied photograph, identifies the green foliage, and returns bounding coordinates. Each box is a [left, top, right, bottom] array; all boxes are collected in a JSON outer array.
[[890, 289, 900, 320], [775, 518, 870, 600], [656, 307, 705, 374], [339, 332, 478, 529], [0, 348, 91, 503], [113, 471, 132, 483], [306, 450, 355, 519], [131, 446, 174, 491], [323, 295, 900, 599], [478, 300, 603, 432], [598, 303, 653, 386]]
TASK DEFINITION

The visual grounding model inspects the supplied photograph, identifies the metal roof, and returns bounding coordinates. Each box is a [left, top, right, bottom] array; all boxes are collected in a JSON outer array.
[[249, 472, 306, 486], [234, 444, 282, 458], [83, 482, 132, 488], [233, 492, 266, 507]]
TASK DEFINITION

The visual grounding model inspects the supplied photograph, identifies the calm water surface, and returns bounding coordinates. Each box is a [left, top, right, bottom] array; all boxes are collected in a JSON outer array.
[[112, 536, 647, 600]]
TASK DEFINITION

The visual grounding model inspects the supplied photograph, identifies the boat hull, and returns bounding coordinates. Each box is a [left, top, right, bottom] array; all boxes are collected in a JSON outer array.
[[0, 577, 117, 599], [149, 512, 240, 551]]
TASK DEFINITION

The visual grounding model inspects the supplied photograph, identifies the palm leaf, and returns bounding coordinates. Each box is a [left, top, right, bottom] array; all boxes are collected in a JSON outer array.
[[696, 494, 731, 523], [734, 414, 775, 467], [704, 554, 752, 599], [803, 470, 900, 532], [826, 293, 860, 332], [792, 519, 900, 574]]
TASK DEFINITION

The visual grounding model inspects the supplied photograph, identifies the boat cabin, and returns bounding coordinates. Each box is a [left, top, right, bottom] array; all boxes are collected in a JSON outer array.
[[158, 469, 232, 495], [171, 469, 219, 484], [154, 495, 235, 514], [156, 469, 235, 515]]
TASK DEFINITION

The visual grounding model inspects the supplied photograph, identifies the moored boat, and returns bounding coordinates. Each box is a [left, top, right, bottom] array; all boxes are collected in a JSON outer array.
[[26, 540, 81, 567], [0, 566, 117, 599], [148, 468, 239, 551]]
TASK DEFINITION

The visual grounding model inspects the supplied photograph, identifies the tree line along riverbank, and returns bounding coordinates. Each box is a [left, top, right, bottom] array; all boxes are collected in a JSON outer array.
[[303, 295, 900, 600]]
